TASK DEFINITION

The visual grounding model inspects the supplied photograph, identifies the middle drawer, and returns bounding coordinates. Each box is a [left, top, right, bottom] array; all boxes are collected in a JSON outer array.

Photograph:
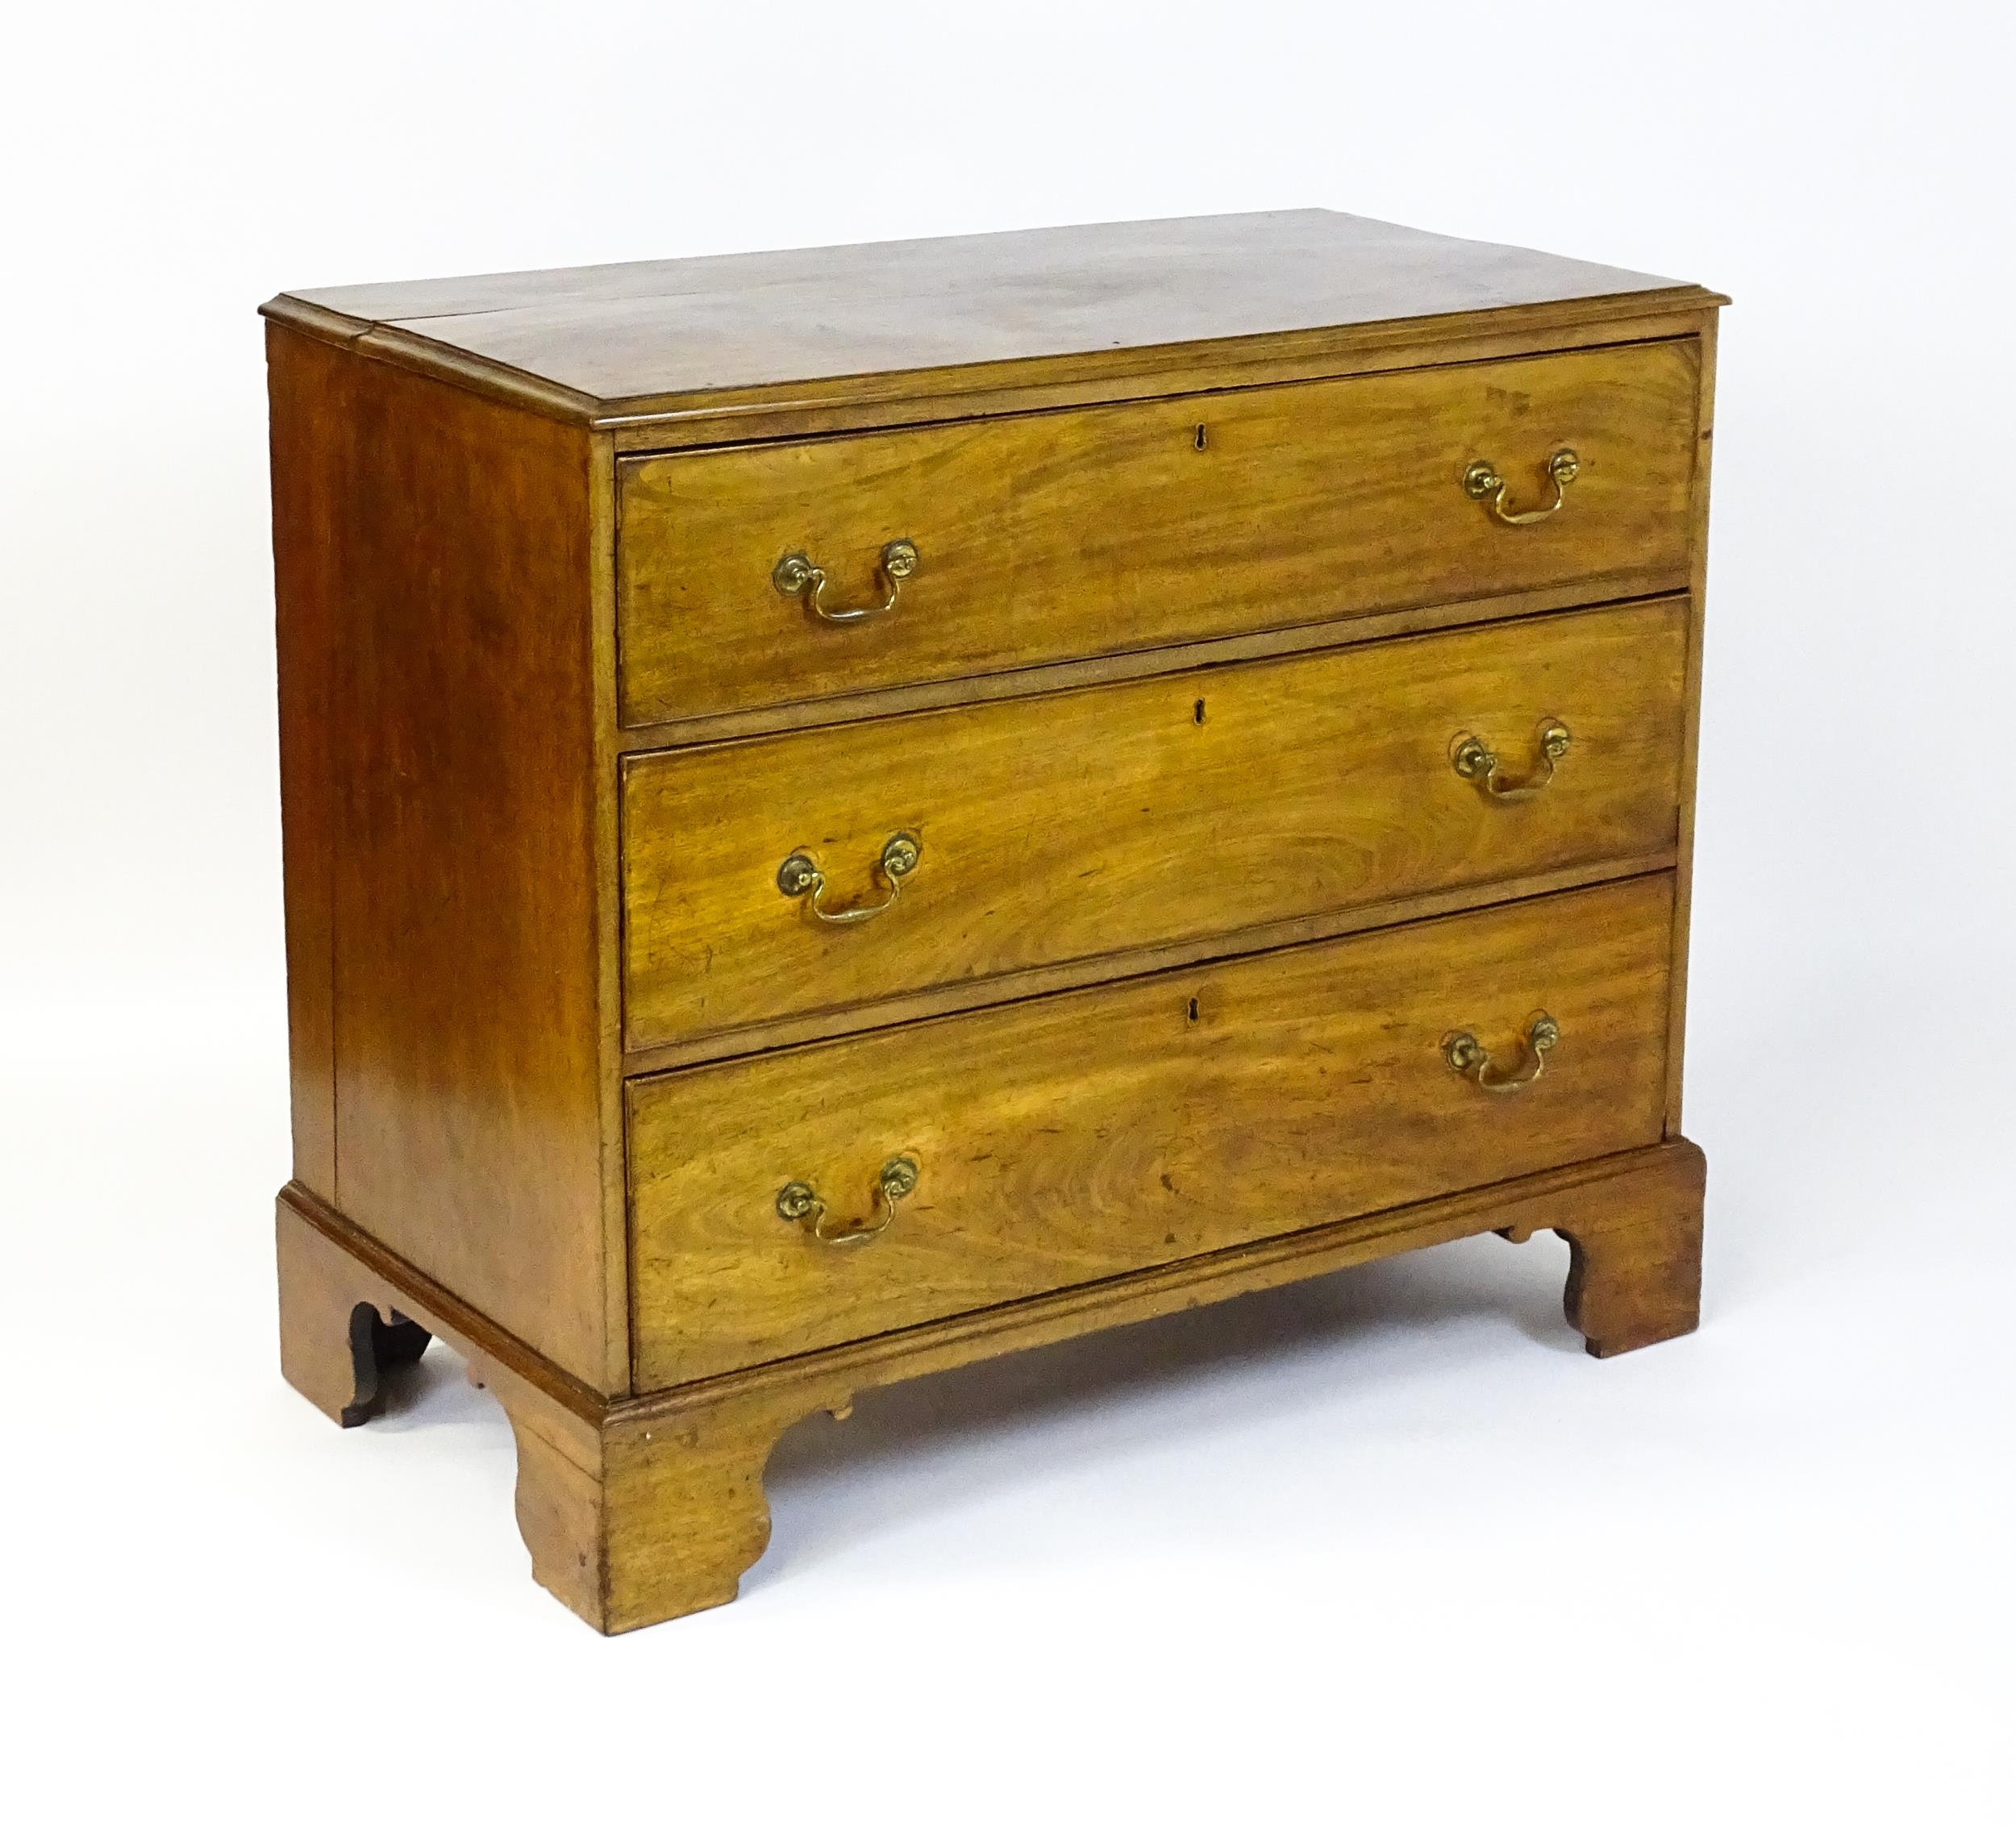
[[622, 597, 1686, 1052]]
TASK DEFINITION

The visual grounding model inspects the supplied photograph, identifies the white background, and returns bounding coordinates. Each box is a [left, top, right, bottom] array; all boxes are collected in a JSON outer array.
[[4, 2, 2011, 1818]]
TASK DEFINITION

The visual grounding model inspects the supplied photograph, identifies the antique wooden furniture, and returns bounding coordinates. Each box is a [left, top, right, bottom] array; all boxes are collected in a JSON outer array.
[[264, 210, 1723, 1632]]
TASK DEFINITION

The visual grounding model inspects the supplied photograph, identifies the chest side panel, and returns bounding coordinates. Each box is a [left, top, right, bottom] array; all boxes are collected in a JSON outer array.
[[269, 331, 615, 1389]]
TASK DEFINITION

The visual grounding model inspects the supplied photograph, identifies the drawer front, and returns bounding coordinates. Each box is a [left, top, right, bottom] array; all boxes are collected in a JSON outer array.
[[617, 339, 1699, 726], [623, 598, 1686, 1051], [629, 874, 1674, 1386]]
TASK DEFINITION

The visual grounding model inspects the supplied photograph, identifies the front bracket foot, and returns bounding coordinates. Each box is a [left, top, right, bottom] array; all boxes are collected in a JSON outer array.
[[1555, 1139, 1706, 1357]]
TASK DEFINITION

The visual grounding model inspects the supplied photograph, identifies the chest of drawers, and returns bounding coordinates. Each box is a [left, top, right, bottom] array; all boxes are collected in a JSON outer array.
[[264, 210, 1723, 1632]]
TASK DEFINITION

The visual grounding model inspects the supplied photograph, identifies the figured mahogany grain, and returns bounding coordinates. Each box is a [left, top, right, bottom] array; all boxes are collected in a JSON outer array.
[[268, 327, 618, 1390], [628, 874, 1674, 1387], [622, 599, 1687, 1052], [275, 210, 1706, 410], [268, 331, 345, 1198], [617, 339, 1699, 726]]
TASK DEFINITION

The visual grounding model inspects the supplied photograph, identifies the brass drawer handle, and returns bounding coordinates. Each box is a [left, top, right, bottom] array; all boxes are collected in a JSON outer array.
[[777, 832, 921, 925], [1443, 1013, 1561, 1094], [777, 1156, 919, 1246], [1463, 447, 1579, 526], [773, 539, 918, 624], [1451, 718, 1571, 802]]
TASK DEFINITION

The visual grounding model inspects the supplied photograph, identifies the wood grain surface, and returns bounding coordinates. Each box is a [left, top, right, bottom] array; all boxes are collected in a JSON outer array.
[[617, 338, 1699, 726], [622, 598, 1688, 1051], [628, 873, 1675, 1387], [274, 209, 1702, 408], [1664, 312, 1720, 1133], [267, 327, 619, 1389], [268, 330, 345, 1199]]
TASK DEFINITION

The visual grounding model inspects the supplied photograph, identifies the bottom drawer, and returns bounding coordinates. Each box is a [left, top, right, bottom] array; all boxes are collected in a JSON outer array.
[[628, 874, 1675, 1387]]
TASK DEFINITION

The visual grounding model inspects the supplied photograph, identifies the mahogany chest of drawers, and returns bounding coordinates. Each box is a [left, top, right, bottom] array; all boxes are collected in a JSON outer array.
[[264, 210, 1723, 1631]]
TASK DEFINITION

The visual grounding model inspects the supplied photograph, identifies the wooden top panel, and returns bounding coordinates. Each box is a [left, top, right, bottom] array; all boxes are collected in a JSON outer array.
[[269, 210, 1714, 414]]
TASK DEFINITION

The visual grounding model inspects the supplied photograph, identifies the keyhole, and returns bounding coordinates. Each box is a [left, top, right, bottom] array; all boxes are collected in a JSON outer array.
[[1187, 996, 1201, 1024], [1194, 423, 1208, 451], [1193, 698, 1206, 724]]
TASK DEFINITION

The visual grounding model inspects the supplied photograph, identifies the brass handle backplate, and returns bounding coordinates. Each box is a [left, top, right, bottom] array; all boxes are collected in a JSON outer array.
[[1464, 448, 1579, 526], [1443, 1013, 1561, 1094], [773, 539, 918, 624], [1451, 718, 1572, 802], [777, 832, 921, 925], [777, 1156, 919, 1246]]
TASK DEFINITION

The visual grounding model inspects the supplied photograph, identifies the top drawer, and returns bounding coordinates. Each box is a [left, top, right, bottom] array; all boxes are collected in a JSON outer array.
[[616, 339, 1701, 728]]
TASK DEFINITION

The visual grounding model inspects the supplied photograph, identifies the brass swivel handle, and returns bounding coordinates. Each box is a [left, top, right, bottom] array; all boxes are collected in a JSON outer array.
[[1443, 1013, 1561, 1094], [777, 1156, 920, 1246], [777, 832, 921, 925], [773, 539, 919, 624], [1450, 718, 1572, 802], [1463, 448, 1580, 525]]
